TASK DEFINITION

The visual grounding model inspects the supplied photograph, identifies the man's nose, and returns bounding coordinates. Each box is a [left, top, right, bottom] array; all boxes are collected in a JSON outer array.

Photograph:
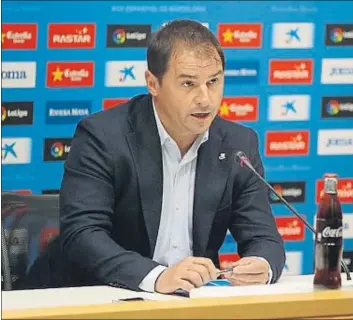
[[195, 85, 211, 106]]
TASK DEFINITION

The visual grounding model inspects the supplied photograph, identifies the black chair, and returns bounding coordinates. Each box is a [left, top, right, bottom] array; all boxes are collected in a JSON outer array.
[[1, 192, 60, 290]]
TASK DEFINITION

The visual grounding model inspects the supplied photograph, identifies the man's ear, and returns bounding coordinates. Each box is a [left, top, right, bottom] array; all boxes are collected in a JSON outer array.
[[145, 70, 160, 96]]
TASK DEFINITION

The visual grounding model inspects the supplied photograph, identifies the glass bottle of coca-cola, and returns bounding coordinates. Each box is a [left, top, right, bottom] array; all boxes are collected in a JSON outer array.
[[314, 173, 343, 289]]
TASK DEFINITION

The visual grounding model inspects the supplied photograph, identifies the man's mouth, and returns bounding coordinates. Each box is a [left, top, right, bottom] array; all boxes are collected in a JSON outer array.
[[191, 112, 211, 119]]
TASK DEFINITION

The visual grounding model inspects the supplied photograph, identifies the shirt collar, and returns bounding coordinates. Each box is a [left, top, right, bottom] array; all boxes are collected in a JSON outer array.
[[152, 100, 209, 148]]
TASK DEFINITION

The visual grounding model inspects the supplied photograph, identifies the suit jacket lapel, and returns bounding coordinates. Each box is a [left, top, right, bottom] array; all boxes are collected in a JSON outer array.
[[193, 119, 234, 257], [126, 95, 163, 257]]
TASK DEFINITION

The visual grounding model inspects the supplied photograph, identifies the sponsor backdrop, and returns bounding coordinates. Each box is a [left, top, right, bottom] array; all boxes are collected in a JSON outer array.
[[2, 1, 353, 275]]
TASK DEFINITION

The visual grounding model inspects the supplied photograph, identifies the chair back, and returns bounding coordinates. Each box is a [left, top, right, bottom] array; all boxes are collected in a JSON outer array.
[[1, 192, 60, 290]]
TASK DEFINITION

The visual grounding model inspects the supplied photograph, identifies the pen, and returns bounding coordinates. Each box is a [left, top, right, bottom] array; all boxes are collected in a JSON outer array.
[[217, 266, 234, 275]]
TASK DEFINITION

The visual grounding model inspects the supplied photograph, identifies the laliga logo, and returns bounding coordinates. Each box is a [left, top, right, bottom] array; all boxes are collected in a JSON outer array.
[[113, 29, 125, 44], [326, 100, 340, 115], [270, 185, 282, 201], [330, 28, 344, 43], [50, 142, 64, 158], [2, 106, 7, 121], [322, 226, 343, 238]]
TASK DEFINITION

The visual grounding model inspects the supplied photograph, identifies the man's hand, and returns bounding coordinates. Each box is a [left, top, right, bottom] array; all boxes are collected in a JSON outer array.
[[223, 257, 269, 286], [155, 257, 218, 294]]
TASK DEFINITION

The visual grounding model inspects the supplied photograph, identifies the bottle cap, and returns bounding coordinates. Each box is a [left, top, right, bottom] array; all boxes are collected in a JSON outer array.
[[324, 173, 338, 179]]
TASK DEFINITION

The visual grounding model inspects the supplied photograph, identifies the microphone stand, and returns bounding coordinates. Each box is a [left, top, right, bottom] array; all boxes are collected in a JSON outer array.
[[235, 151, 351, 281]]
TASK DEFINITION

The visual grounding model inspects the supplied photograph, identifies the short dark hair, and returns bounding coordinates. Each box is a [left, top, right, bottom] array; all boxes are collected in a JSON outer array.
[[147, 19, 225, 83]]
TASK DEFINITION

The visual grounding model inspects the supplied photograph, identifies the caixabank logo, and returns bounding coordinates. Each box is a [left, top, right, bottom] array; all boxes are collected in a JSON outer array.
[[106, 24, 151, 48], [2, 102, 33, 125], [44, 138, 72, 161]]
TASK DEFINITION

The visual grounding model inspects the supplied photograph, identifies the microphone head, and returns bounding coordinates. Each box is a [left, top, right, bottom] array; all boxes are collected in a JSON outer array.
[[235, 151, 247, 161], [235, 151, 249, 167], [235, 151, 254, 170]]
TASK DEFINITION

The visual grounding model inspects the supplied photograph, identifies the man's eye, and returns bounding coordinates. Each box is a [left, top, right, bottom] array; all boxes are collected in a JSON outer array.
[[208, 78, 219, 84], [182, 81, 194, 87]]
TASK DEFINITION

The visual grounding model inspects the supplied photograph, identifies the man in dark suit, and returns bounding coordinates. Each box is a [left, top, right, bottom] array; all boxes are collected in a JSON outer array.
[[29, 19, 285, 294]]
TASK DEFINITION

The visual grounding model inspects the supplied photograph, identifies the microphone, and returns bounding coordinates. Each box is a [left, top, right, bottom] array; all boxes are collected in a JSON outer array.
[[235, 151, 352, 281]]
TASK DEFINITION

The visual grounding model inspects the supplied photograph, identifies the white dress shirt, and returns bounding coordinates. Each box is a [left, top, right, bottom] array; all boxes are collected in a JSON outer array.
[[139, 103, 272, 292]]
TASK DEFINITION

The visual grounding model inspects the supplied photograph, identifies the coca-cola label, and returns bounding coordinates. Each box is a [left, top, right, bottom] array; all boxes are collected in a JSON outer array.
[[322, 226, 343, 238], [316, 219, 343, 244]]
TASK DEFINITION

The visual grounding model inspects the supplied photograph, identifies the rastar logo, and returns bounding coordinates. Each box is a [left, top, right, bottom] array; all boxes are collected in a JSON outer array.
[[46, 62, 94, 88], [218, 97, 258, 121], [316, 178, 353, 203], [276, 217, 305, 241], [48, 23, 96, 48], [2, 23, 37, 49], [265, 130, 309, 156], [218, 23, 262, 48], [269, 59, 313, 84]]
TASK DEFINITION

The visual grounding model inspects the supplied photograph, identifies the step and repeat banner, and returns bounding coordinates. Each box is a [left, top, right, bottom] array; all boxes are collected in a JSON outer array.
[[2, 1, 353, 275]]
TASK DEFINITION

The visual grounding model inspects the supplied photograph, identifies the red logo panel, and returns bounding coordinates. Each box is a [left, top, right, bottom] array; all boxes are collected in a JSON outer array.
[[46, 62, 94, 88], [2, 23, 37, 49]]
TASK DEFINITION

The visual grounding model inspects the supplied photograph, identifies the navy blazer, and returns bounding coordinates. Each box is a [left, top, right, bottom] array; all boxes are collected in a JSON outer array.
[[26, 94, 285, 291]]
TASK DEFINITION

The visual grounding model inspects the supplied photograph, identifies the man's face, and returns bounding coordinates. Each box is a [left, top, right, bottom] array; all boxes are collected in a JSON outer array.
[[149, 44, 224, 137]]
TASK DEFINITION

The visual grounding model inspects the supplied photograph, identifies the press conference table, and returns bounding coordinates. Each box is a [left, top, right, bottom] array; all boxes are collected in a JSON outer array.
[[3, 273, 353, 319]]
